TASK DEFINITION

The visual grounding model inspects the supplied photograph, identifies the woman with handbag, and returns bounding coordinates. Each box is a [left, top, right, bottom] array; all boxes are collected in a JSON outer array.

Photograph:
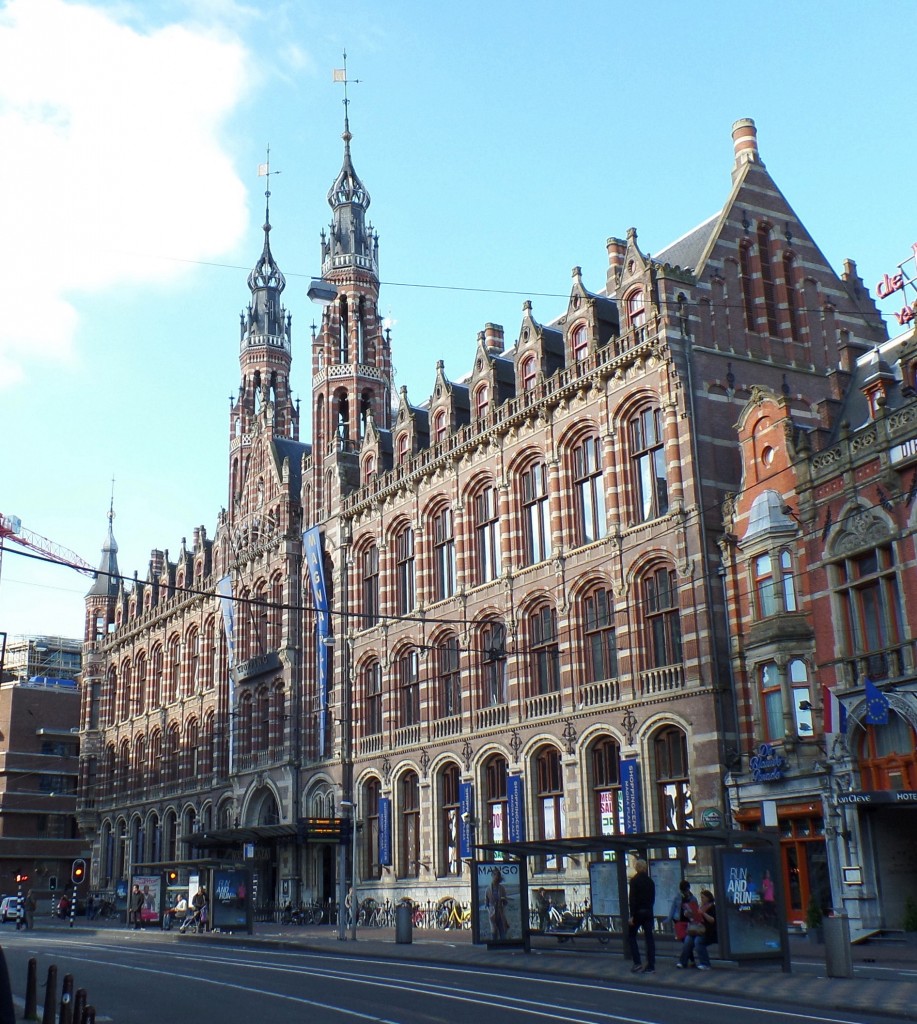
[[676, 888, 716, 970]]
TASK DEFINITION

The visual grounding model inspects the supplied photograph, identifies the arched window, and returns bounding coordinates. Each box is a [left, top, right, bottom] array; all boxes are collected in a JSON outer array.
[[431, 506, 456, 602], [363, 778, 382, 880], [521, 461, 551, 565], [167, 637, 181, 703], [757, 224, 778, 336], [582, 586, 618, 682], [626, 289, 646, 332], [521, 354, 538, 389], [739, 240, 756, 332], [363, 453, 376, 484], [529, 603, 559, 694], [398, 771, 421, 879], [186, 629, 199, 697], [857, 711, 917, 790], [535, 746, 565, 871], [572, 436, 606, 545], [755, 553, 777, 617], [440, 763, 462, 877], [436, 635, 461, 719], [474, 484, 501, 584], [781, 550, 797, 612], [643, 566, 682, 668], [791, 659, 813, 738], [395, 525, 415, 615], [759, 661, 783, 742], [784, 252, 801, 343], [654, 727, 692, 833], [433, 409, 447, 443], [360, 544, 380, 628], [397, 432, 410, 466], [475, 382, 490, 418], [629, 405, 668, 522], [484, 755, 508, 848], [481, 619, 507, 707], [363, 661, 383, 737], [118, 661, 131, 722], [399, 649, 420, 728], [133, 653, 146, 716], [592, 736, 623, 836], [151, 646, 163, 708], [571, 323, 589, 361]]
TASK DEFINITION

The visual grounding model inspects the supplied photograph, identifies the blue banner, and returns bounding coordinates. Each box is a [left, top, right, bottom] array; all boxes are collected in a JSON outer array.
[[507, 774, 526, 842], [303, 528, 330, 757], [379, 797, 392, 866], [216, 575, 235, 666], [620, 758, 643, 834], [459, 782, 474, 858]]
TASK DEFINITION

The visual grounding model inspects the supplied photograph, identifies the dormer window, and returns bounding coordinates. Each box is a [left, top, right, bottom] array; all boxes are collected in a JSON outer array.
[[475, 383, 490, 418], [522, 354, 538, 390], [433, 409, 447, 443], [397, 433, 410, 466], [626, 289, 646, 331], [572, 324, 589, 362]]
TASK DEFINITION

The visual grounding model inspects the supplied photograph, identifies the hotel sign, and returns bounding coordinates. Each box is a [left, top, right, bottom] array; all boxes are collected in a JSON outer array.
[[890, 437, 917, 467], [876, 243, 917, 325], [837, 790, 917, 805], [234, 651, 282, 684]]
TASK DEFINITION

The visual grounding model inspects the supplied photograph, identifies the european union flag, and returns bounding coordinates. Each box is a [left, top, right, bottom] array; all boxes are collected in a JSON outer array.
[[864, 677, 889, 726]]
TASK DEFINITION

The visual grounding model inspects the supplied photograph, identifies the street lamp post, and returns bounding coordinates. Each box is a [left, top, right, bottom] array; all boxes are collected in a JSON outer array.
[[340, 799, 358, 941]]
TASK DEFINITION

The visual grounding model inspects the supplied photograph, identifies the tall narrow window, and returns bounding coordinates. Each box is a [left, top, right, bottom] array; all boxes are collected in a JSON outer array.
[[397, 432, 410, 466], [536, 746, 565, 871], [521, 461, 551, 565], [437, 635, 461, 718], [760, 662, 783, 742], [784, 253, 801, 343], [626, 289, 646, 334], [399, 649, 420, 727], [432, 506, 456, 602], [440, 764, 462, 877], [481, 620, 507, 706], [758, 224, 778, 336], [790, 659, 813, 737], [433, 409, 447, 443], [399, 771, 420, 878], [360, 544, 379, 628], [583, 587, 618, 681], [572, 323, 589, 361], [484, 755, 508, 850], [364, 661, 382, 735], [475, 383, 490, 418], [644, 566, 682, 668], [529, 604, 559, 694], [395, 526, 415, 614], [522, 354, 538, 389], [573, 436, 606, 545], [630, 406, 668, 522], [755, 553, 776, 617], [474, 485, 501, 584], [781, 549, 797, 612], [363, 778, 382, 880], [592, 737, 623, 836], [338, 294, 349, 363], [654, 727, 693, 833], [739, 240, 756, 333]]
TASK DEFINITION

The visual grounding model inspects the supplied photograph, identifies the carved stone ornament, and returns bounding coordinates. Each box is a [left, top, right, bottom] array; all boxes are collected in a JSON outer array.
[[832, 509, 891, 555]]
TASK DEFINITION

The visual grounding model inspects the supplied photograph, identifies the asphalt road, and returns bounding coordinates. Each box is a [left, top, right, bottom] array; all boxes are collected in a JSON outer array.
[[0, 930, 909, 1024]]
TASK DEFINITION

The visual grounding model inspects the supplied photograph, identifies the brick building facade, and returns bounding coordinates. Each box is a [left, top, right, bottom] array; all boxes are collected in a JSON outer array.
[[78, 117, 891, 917]]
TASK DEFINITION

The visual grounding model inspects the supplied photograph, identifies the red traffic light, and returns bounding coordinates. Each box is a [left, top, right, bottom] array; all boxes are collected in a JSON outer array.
[[15, 873, 28, 884], [71, 859, 86, 885]]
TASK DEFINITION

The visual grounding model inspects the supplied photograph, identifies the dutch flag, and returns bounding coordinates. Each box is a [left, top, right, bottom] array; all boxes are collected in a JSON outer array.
[[823, 685, 847, 736]]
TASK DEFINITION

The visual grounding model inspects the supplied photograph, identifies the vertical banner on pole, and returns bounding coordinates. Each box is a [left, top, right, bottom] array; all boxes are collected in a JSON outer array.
[[620, 758, 644, 834], [302, 527, 330, 758], [378, 798, 392, 866], [459, 782, 474, 859], [507, 774, 526, 842]]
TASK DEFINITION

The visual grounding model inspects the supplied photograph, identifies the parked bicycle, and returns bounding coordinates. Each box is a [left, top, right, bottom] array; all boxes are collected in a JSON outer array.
[[435, 896, 472, 930]]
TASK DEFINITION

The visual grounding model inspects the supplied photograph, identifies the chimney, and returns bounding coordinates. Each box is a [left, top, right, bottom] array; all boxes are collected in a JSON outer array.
[[731, 118, 763, 180], [606, 237, 626, 293], [484, 323, 504, 354]]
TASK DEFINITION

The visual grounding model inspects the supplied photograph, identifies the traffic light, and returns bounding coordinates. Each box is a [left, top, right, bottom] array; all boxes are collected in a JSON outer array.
[[167, 869, 178, 884], [15, 873, 28, 884], [71, 859, 86, 885]]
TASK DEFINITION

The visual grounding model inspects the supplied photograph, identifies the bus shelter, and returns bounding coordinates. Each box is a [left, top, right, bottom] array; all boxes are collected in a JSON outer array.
[[475, 827, 790, 972]]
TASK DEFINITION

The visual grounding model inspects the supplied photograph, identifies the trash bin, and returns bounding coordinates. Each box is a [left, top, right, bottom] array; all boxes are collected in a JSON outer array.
[[395, 902, 413, 944], [823, 912, 853, 978]]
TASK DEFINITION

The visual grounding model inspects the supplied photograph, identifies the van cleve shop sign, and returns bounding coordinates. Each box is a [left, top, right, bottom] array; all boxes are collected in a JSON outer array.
[[750, 743, 787, 783]]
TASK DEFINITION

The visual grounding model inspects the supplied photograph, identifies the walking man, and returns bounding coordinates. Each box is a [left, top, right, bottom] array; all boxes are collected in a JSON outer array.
[[627, 859, 656, 973]]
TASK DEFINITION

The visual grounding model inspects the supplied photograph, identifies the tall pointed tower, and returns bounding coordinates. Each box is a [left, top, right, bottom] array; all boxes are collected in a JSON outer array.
[[229, 171, 299, 517], [312, 96, 391, 511], [84, 501, 120, 643]]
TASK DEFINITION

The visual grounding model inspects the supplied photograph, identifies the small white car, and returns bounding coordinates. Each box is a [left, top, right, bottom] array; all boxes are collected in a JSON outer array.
[[0, 897, 21, 922]]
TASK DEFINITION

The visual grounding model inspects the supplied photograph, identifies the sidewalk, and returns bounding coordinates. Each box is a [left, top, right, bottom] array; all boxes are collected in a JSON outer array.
[[173, 921, 917, 1020]]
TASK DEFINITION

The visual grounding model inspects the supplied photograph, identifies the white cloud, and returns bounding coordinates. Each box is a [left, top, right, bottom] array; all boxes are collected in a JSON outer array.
[[0, 0, 252, 388]]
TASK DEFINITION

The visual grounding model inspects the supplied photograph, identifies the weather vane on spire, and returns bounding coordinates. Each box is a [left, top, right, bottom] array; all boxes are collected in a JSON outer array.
[[257, 146, 281, 212], [333, 50, 362, 133]]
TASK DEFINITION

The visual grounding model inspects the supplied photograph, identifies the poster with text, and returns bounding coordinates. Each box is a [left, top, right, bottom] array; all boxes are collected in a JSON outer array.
[[212, 868, 250, 932], [714, 846, 785, 960], [131, 874, 162, 924], [473, 860, 526, 947]]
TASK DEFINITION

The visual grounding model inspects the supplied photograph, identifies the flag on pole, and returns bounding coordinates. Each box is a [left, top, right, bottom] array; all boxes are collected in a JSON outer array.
[[823, 684, 847, 735], [864, 677, 890, 725], [258, 163, 269, 176], [333, 68, 346, 82]]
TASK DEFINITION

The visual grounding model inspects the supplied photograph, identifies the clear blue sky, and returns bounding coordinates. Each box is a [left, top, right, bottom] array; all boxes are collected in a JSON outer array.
[[2, 0, 915, 642]]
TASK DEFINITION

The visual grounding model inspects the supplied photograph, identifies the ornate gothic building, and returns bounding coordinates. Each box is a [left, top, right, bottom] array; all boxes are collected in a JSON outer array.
[[78, 116, 891, 920]]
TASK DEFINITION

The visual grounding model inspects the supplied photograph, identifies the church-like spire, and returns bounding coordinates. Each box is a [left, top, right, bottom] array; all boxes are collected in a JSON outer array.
[[86, 492, 120, 599], [244, 148, 288, 339]]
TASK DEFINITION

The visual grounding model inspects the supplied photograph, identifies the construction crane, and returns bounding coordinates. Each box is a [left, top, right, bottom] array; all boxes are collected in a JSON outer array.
[[0, 512, 95, 576]]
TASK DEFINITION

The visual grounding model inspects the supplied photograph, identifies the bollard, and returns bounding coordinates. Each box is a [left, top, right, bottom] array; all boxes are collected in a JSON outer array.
[[823, 912, 853, 978], [0, 947, 16, 1024], [25, 957, 38, 1021], [41, 966, 57, 1024], [72, 990, 87, 1024], [59, 973, 74, 1024], [395, 902, 413, 944], [80, 1008, 95, 1024]]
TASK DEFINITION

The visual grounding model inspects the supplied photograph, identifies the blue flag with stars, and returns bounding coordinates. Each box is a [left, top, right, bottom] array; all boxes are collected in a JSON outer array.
[[864, 677, 889, 726]]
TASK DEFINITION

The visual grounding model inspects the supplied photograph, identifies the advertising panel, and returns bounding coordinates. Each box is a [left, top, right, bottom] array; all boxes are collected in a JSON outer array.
[[714, 845, 785, 960], [211, 868, 251, 932], [379, 797, 392, 866], [507, 774, 526, 842], [131, 874, 162, 925], [620, 758, 643, 833], [588, 860, 620, 918], [473, 860, 527, 947]]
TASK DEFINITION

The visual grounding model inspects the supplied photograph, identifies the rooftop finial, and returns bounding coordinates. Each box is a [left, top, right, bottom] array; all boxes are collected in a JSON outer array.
[[333, 50, 362, 150], [257, 145, 281, 233], [108, 475, 116, 527]]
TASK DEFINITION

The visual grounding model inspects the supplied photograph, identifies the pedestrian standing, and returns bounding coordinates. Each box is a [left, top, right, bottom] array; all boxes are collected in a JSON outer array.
[[128, 884, 144, 929], [677, 888, 716, 970], [627, 859, 656, 973], [23, 891, 36, 930]]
